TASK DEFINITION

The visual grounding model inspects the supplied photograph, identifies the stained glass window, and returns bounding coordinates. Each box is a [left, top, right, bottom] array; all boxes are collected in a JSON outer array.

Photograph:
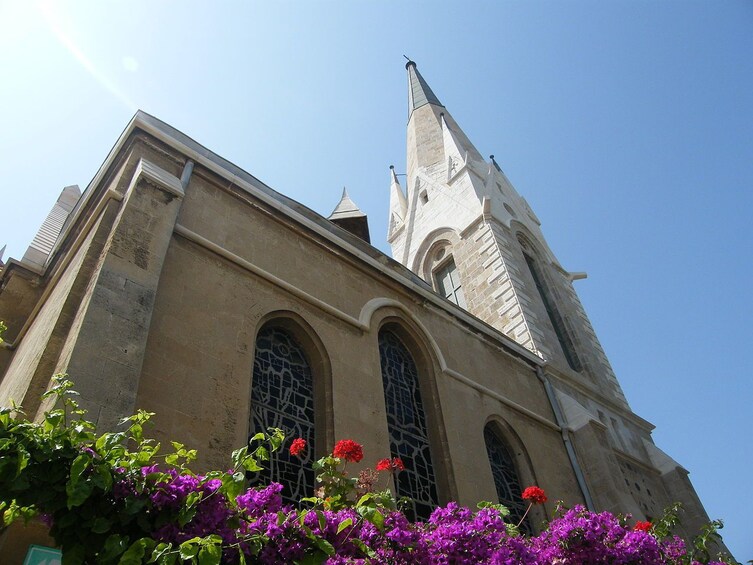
[[483, 424, 532, 534], [251, 326, 315, 504], [378, 329, 439, 521]]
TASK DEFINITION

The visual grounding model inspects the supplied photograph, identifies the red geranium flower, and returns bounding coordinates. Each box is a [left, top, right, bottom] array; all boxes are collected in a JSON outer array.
[[634, 521, 652, 532], [376, 457, 405, 472], [289, 438, 307, 457], [333, 439, 363, 463], [521, 486, 547, 504]]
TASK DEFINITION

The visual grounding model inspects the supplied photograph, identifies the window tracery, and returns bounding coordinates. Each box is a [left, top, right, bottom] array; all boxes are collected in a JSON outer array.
[[378, 329, 439, 521], [251, 326, 315, 503], [484, 424, 533, 534]]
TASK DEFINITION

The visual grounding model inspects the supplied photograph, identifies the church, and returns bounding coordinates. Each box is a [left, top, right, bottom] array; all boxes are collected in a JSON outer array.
[[0, 61, 715, 553]]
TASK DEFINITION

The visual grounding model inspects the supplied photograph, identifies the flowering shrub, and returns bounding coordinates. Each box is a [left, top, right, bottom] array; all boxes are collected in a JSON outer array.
[[332, 439, 364, 463], [521, 486, 547, 505], [0, 373, 738, 564], [289, 438, 307, 457]]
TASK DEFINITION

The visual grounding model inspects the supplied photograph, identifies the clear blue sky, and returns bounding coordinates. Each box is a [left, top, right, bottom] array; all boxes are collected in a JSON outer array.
[[1, 1, 750, 560]]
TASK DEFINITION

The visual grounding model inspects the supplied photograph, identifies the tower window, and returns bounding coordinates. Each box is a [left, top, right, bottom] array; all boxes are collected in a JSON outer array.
[[251, 326, 315, 504], [434, 258, 466, 308], [521, 250, 582, 372]]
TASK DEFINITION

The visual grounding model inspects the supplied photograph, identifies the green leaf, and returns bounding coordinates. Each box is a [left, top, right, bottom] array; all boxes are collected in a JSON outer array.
[[118, 538, 154, 565], [178, 539, 200, 560], [351, 539, 376, 559], [313, 537, 335, 556], [249, 432, 266, 444], [69, 454, 89, 486], [91, 516, 113, 534], [99, 534, 128, 562], [197, 544, 221, 565], [178, 504, 198, 527], [148, 542, 171, 563], [242, 457, 263, 473], [66, 477, 94, 508], [315, 510, 326, 532], [336, 517, 353, 534]]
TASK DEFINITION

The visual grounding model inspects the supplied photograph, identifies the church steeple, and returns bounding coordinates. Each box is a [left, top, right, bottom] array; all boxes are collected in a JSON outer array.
[[390, 62, 626, 406], [405, 62, 484, 195], [406, 60, 444, 117]]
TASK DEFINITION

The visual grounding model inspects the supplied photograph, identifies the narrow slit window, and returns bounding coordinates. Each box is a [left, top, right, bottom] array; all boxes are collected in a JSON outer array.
[[522, 251, 582, 372]]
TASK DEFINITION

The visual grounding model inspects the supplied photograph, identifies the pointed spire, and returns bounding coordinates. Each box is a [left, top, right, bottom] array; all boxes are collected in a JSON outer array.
[[329, 187, 365, 220], [406, 60, 444, 117], [328, 187, 371, 244], [389, 165, 408, 222]]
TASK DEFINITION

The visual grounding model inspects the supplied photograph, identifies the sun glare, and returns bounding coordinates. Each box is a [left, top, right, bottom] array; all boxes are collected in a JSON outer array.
[[35, 0, 137, 111], [0, 0, 43, 47]]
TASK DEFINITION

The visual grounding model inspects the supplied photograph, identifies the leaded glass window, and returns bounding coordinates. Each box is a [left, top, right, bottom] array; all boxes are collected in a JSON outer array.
[[251, 326, 315, 504], [378, 330, 439, 521], [484, 424, 532, 534]]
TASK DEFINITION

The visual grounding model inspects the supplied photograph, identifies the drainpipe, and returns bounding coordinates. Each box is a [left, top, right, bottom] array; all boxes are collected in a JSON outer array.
[[536, 365, 595, 511]]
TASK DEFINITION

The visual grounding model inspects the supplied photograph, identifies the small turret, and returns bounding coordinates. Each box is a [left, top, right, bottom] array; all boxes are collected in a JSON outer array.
[[388, 165, 408, 240], [328, 187, 371, 244]]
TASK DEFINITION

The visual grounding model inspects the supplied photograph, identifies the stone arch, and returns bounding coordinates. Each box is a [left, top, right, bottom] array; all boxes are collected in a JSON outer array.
[[410, 226, 461, 281], [249, 311, 333, 501]]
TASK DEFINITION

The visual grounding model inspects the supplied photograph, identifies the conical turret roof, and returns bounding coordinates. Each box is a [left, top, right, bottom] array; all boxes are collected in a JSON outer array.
[[406, 60, 444, 117], [329, 187, 366, 220]]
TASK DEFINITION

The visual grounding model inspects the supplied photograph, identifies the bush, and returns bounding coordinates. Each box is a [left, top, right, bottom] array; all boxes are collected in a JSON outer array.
[[0, 374, 737, 564]]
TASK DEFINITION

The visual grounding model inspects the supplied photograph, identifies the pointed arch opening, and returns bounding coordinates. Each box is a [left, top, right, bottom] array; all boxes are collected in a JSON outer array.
[[516, 232, 583, 372], [483, 421, 534, 534], [249, 315, 331, 504], [378, 325, 440, 521]]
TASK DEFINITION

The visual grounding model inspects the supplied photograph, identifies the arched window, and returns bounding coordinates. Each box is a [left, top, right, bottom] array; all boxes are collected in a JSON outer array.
[[251, 326, 315, 503], [484, 423, 533, 534], [434, 257, 466, 308], [378, 329, 439, 521], [518, 235, 582, 372]]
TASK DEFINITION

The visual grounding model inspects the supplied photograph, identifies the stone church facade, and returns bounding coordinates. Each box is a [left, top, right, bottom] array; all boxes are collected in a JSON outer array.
[[0, 63, 713, 557]]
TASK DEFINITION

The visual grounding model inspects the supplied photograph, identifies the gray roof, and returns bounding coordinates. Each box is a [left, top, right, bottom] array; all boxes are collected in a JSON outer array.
[[406, 61, 443, 116], [329, 187, 366, 220]]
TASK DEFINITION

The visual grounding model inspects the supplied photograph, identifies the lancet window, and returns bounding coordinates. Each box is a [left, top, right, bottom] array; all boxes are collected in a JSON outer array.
[[378, 329, 439, 521], [434, 257, 466, 308], [518, 236, 582, 372], [483, 423, 533, 534], [250, 326, 315, 504]]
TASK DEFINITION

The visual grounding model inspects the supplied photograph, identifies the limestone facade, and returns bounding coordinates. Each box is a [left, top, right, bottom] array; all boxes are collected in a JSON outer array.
[[0, 64, 717, 559]]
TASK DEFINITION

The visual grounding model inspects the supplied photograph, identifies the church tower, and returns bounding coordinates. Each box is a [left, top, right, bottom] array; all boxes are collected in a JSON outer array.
[[388, 62, 714, 530], [389, 60, 625, 405]]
